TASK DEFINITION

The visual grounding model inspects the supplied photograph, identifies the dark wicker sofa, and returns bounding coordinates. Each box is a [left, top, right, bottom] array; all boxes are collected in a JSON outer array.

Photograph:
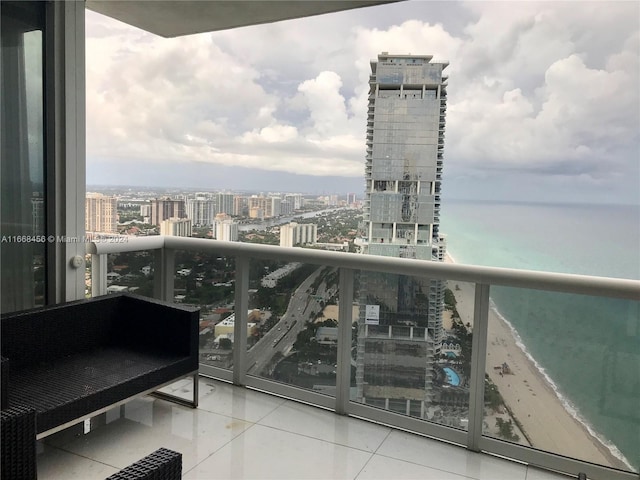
[[1, 293, 199, 439]]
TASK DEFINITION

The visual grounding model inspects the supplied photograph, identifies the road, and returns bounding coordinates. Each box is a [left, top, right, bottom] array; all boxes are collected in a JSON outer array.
[[247, 266, 333, 375]]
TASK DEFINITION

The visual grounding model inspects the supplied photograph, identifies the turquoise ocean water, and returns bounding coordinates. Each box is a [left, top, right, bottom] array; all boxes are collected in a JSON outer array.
[[440, 200, 640, 471]]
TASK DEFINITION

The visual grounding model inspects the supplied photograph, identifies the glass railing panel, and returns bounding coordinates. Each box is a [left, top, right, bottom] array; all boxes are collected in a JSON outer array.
[[352, 270, 472, 430], [246, 260, 339, 397], [173, 250, 235, 370], [104, 251, 155, 297], [481, 287, 639, 473]]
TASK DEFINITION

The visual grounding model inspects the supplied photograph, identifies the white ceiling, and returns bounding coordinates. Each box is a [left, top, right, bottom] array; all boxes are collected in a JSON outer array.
[[86, 1, 398, 38]]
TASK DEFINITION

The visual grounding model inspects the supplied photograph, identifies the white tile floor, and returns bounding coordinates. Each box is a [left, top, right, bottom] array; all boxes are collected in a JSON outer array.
[[37, 378, 573, 480]]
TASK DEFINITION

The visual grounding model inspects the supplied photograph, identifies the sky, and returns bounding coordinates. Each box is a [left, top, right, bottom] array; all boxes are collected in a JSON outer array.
[[86, 1, 639, 204]]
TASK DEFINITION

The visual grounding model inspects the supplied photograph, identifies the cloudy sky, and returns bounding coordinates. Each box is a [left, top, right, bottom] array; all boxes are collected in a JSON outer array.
[[86, 1, 639, 204]]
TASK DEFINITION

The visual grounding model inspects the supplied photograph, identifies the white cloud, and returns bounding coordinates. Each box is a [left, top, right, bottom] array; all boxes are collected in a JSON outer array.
[[86, 1, 639, 201]]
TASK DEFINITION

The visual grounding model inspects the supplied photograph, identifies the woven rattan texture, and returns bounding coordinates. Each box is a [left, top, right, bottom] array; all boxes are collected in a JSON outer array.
[[105, 448, 182, 480], [7, 347, 189, 434], [1, 294, 199, 435], [1, 405, 37, 480]]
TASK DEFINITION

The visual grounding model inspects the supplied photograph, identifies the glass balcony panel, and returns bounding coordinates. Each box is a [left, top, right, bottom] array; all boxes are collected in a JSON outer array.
[[173, 250, 235, 370], [352, 270, 471, 430], [481, 287, 639, 474], [105, 251, 155, 298], [246, 261, 339, 397]]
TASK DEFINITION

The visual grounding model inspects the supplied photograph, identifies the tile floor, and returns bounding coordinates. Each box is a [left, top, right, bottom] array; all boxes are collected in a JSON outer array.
[[37, 378, 573, 480]]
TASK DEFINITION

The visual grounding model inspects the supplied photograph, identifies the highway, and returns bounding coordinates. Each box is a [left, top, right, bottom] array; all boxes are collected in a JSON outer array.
[[247, 266, 334, 376]]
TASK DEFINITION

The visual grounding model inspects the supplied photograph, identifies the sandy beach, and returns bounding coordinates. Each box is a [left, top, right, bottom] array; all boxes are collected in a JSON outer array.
[[445, 254, 627, 470]]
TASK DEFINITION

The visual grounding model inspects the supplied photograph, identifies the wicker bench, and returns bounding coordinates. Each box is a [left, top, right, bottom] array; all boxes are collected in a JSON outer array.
[[106, 448, 182, 480], [1, 293, 199, 440]]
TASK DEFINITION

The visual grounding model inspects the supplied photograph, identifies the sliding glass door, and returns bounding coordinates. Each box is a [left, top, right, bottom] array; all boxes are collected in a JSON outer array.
[[1, 1, 46, 312]]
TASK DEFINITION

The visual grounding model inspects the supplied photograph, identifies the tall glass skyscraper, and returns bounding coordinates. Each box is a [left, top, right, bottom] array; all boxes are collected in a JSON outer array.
[[356, 53, 448, 416]]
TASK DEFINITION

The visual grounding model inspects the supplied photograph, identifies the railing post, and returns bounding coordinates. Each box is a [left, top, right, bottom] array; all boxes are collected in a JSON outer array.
[[233, 255, 249, 386], [153, 248, 174, 302], [90, 253, 107, 297], [336, 268, 354, 415], [467, 283, 490, 452]]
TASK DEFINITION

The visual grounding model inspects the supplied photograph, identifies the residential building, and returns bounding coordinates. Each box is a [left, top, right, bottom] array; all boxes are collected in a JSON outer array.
[[160, 217, 192, 237], [150, 197, 186, 226], [280, 222, 318, 247], [31, 193, 45, 236], [214, 213, 239, 242], [357, 53, 449, 414], [284, 193, 303, 210], [216, 193, 235, 215], [270, 196, 282, 217], [140, 203, 151, 223], [281, 198, 294, 215], [248, 195, 280, 219], [85, 193, 118, 233], [186, 198, 216, 226], [233, 195, 248, 216]]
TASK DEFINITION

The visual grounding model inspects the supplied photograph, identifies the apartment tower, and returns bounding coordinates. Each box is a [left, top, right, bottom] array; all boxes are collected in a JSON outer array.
[[85, 193, 118, 233], [357, 53, 448, 416], [150, 198, 186, 226], [280, 222, 318, 247]]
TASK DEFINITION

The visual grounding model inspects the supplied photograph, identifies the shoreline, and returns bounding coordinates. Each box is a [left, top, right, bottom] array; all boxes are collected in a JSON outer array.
[[444, 253, 630, 470]]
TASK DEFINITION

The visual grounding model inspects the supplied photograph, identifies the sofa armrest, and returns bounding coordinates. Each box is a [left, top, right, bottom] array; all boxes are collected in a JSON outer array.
[[1, 405, 37, 480], [115, 295, 199, 358], [106, 447, 182, 480]]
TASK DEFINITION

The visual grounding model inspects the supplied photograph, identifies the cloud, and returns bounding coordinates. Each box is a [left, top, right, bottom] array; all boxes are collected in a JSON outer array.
[[85, 1, 639, 202]]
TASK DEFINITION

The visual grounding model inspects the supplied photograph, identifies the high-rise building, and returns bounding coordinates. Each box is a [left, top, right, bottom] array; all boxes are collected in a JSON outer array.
[[85, 193, 118, 233], [233, 196, 248, 216], [160, 217, 192, 237], [31, 193, 44, 236], [248, 195, 280, 219], [186, 198, 216, 226], [270, 197, 282, 217], [280, 222, 317, 247], [357, 53, 448, 416], [150, 198, 186, 226], [214, 213, 239, 242], [216, 193, 235, 215], [284, 193, 303, 210], [281, 199, 294, 215], [140, 204, 151, 223]]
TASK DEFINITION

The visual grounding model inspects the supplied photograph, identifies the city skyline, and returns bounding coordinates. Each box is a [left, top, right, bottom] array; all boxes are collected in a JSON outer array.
[[86, 1, 639, 205]]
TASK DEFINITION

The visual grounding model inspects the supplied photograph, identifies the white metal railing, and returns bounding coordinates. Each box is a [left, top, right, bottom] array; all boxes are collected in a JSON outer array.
[[87, 236, 640, 480]]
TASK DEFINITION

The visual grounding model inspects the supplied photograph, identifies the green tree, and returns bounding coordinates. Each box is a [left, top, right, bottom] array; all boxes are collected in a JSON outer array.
[[495, 418, 520, 442]]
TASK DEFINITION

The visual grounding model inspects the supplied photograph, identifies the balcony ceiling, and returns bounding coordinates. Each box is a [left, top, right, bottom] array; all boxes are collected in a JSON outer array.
[[85, 1, 399, 38]]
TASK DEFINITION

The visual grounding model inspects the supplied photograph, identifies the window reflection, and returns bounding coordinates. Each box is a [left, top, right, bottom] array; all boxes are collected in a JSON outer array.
[[1, 3, 46, 312]]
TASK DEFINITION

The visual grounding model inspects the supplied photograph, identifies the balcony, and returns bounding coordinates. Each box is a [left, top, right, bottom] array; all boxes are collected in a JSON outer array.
[[37, 377, 570, 480], [82, 236, 639, 480]]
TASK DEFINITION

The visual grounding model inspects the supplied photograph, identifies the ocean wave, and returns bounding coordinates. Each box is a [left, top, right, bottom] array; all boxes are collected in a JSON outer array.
[[488, 298, 634, 470]]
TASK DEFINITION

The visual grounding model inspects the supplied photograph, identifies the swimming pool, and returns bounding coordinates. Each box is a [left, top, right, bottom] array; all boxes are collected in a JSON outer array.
[[443, 367, 460, 386]]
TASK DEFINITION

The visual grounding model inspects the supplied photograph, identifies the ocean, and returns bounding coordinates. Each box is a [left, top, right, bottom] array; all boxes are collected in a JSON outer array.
[[440, 200, 640, 471]]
